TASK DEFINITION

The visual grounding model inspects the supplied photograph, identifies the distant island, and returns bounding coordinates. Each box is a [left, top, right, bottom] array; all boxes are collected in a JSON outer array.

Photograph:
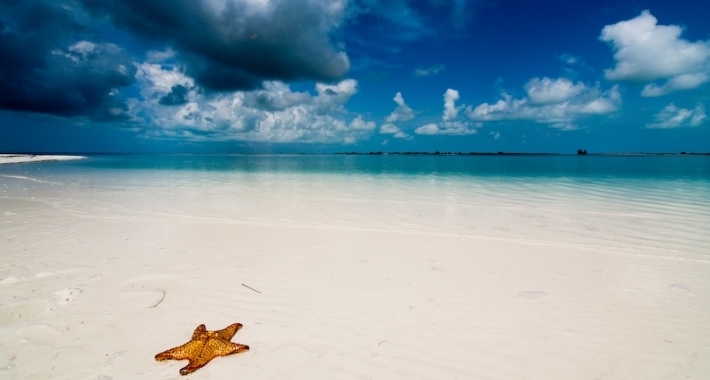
[[335, 151, 561, 156], [333, 151, 710, 156]]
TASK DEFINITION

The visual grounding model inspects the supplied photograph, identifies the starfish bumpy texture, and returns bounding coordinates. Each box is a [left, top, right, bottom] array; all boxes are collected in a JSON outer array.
[[155, 323, 249, 375]]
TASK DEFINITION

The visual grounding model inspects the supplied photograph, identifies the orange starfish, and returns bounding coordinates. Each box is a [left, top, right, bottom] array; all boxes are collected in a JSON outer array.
[[155, 323, 249, 375]]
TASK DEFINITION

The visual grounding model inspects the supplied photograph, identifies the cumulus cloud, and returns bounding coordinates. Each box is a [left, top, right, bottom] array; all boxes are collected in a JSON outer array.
[[242, 81, 312, 111], [600, 10, 710, 96], [443, 89, 461, 121], [380, 92, 414, 139], [414, 123, 440, 135], [524, 77, 586, 105], [385, 92, 416, 123], [646, 103, 707, 129], [640, 73, 709, 97], [313, 80, 359, 114], [414, 64, 445, 77], [0, 2, 136, 119], [80, 0, 351, 92], [466, 77, 621, 130], [132, 64, 374, 143], [414, 88, 477, 135], [379, 123, 409, 139]]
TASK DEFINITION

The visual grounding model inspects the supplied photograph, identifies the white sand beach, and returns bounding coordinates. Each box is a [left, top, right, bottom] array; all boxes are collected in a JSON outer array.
[[1, 169, 709, 379], [0, 154, 86, 165]]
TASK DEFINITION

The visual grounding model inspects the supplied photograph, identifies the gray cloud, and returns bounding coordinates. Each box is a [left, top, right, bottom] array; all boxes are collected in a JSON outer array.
[[80, 0, 351, 91], [0, 1, 136, 120], [159, 85, 190, 106]]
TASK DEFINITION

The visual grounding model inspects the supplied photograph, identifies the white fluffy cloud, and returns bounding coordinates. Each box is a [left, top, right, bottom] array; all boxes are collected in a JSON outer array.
[[131, 63, 375, 143], [443, 89, 461, 121], [379, 123, 409, 139], [414, 88, 478, 135], [646, 103, 707, 129], [600, 10, 710, 96], [524, 77, 586, 105], [465, 77, 621, 130], [385, 92, 416, 123], [379, 92, 414, 139]]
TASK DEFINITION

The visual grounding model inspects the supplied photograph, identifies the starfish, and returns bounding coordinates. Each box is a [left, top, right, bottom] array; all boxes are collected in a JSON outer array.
[[155, 323, 249, 375]]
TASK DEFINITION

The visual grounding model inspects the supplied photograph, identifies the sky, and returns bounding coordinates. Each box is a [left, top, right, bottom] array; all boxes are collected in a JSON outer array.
[[1, 0, 709, 153]]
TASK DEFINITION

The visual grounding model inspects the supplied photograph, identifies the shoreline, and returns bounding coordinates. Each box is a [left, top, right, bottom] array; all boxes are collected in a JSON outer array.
[[0, 154, 86, 165], [1, 156, 709, 379]]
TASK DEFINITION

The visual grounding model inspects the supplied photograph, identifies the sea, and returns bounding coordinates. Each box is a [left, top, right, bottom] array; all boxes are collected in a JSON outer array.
[[2, 154, 709, 257]]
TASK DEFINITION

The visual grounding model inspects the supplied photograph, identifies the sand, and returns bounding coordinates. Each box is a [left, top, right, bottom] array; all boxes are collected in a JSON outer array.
[[0, 154, 86, 165], [0, 169, 708, 379]]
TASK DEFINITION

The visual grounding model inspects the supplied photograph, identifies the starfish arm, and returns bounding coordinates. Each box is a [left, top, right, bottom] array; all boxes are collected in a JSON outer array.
[[230, 342, 250, 354], [215, 323, 242, 341], [192, 324, 207, 340], [155, 340, 202, 361]]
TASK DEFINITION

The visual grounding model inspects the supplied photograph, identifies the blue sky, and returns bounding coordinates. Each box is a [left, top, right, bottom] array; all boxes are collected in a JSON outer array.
[[1, 0, 709, 153]]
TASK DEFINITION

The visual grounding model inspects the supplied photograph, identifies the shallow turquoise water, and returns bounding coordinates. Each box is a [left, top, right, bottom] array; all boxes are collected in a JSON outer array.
[[2, 154, 709, 256], [3, 154, 709, 180]]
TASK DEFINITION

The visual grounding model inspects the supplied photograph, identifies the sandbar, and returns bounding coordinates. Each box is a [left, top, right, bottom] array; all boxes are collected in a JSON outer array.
[[0, 154, 85, 165]]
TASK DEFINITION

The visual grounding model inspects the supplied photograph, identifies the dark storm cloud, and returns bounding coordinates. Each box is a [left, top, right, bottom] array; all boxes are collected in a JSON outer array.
[[0, 1, 136, 120], [159, 84, 189, 106], [80, 0, 351, 91]]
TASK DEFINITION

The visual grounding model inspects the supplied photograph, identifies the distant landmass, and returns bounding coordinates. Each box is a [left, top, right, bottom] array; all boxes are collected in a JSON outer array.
[[333, 151, 710, 156]]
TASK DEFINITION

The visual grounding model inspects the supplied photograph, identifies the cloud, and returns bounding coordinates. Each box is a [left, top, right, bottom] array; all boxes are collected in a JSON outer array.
[[490, 131, 500, 140], [466, 78, 621, 130], [559, 54, 580, 66], [80, 0, 351, 92], [351, 0, 430, 43], [414, 88, 477, 135], [646, 103, 706, 129], [524, 77, 586, 105], [385, 92, 415, 123], [132, 63, 375, 143], [600, 10, 710, 96], [414, 123, 440, 135], [380, 92, 414, 138], [313, 79, 359, 114], [640, 73, 710, 97], [379, 123, 409, 139], [159, 85, 190, 106], [414, 64, 445, 77], [443, 89, 461, 121], [0, 2, 136, 120], [243, 81, 312, 111]]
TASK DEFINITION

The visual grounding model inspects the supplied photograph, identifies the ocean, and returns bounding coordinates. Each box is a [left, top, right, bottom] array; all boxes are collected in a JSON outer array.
[[2, 154, 709, 257]]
